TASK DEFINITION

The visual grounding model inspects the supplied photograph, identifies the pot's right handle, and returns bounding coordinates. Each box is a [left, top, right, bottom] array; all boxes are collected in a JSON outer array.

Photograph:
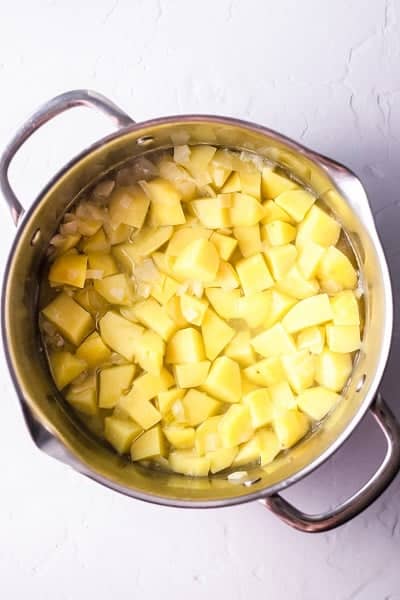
[[264, 395, 400, 532], [0, 89, 134, 225]]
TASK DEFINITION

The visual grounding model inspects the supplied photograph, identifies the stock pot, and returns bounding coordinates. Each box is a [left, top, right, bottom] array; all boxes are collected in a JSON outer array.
[[1, 90, 399, 532]]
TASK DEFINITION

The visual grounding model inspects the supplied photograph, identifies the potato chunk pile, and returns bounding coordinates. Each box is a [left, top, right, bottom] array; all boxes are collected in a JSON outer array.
[[40, 146, 362, 477]]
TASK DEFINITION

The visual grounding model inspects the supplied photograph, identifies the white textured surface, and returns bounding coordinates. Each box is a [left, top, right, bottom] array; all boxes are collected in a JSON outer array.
[[1, 1, 400, 598]]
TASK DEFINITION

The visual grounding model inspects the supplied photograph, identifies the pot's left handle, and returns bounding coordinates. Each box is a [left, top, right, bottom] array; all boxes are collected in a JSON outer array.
[[0, 89, 135, 225]]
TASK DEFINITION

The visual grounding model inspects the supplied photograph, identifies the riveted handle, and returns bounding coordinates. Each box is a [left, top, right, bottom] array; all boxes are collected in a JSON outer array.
[[264, 395, 400, 533], [0, 89, 134, 225]]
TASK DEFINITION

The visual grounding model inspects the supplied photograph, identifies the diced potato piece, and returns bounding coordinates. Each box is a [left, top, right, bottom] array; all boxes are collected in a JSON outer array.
[[141, 178, 185, 226], [109, 184, 150, 228], [251, 323, 296, 358], [151, 274, 179, 305], [99, 311, 144, 361], [239, 169, 261, 199], [52, 233, 81, 256], [192, 198, 230, 228], [326, 325, 361, 353], [136, 329, 165, 375], [172, 238, 219, 283], [230, 193, 264, 226], [182, 390, 222, 426], [261, 168, 298, 198], [297, 387, 341, 421], [244, 356, 286, 387], [131, 425, 167, 461], [166, 295, 187, 328], [297, 241, 325, 279], [238, 291, 272, 328], [233, 436, 261, 467], [297, 326, 325, 355], [169, 450, 210, 476], [77, 217, 102, 237], [76, 331, 111, 367], [166, 226, 211, 256], [66, 384, 97, 416], [158, 158, 197, 201], [130, 368, 174, 404], [282, 293, 333, 333], [261, 200, 294, 225], [166, 327, 205, 363], [257, 429, 281, 466], [269, 381, 297, 414], [297, 205, 341, 247], [103, 222, 132, 245], [49, 253, 87, 288], [264, 244, 297, 280], [104, 415, 142, 454], [206, 261, 239, 290], [98, 364, 136, 408], [315, 349, 352, 392], [173, 361, 210, 388], [81, 228, 110, 254], [330, 290, 360, 326], [218, 405, 254, 448], [243, 389, 274, 428], [94, 273, 133, 306], [42, 293, 94, 345], [180, 294, 208, 325], [232, 225, 261, 257], [163, 425, 195, 449], [74, 287, 109, 315], [221, 171, 241, 193], [49, 351, 87, 390], [119, 389, 162, 430], [209, 163, 232, 189], [273, 409, 309, 449], [208, 447, 238, 473], [195, 416, 223, 455], [157, 388, 185, 415], [183, 145, 217, 184], [113, 226, 173, 269], [205, 288, 241, 320], [236, 253, 274, 294], [209, 232, 237, 260], [203, 357, 242, 404], [87, 253, 118, 277], [275, 189, 315, 222], [134, 298, 176, 341], [201, 308, 235, 360], [263, 221, 296, 246], [276, 265, 319, 299], [317, 246, 358, 292], [263, 289, 297, 329], [281, 350, 315, 393], [224, 330, 256, 367]]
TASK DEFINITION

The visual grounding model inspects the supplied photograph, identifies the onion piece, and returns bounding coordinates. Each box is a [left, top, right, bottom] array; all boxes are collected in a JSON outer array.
[[60, 221, 78, 235], [92, 179, 115, 199], [174, 145, 191, 165]]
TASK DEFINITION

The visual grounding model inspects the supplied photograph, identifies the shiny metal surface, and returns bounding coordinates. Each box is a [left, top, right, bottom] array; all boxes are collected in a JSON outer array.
[[0, 90, 397, 526]]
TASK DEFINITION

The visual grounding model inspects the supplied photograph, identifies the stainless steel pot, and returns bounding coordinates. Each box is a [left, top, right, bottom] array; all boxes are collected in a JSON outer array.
[[1, 90, 399, 533]]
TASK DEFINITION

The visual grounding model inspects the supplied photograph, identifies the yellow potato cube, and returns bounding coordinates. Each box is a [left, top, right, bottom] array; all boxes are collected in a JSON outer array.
[[163, 425, 195, 449], [134, 298, 176, 341], [172, 238, 219, 283], [195, 416, 223, 455], [236, 253, 274, 294], [209, 163, 232, 189], [206, 261, 240, 290], [202, 357, 242, 404], [281, 350, 315, 393], [158, 158, 197, 201], [42, 292, 94, 345], [108, 184, 150, 228], [205, 288, 241, 320], [131, 425, 167, 461], [221, 171, 241, 193], [166, 327, 205, 363], [224, 330, 256, 367], [150, 274, 179, 305], [104, 415, 142, 454], [119, 389, 162, 430], [52, 233, 81, 257], [243, 389, 274, 428], [273, 409, 309, 449], [74, 287, 109, 315], [264, 244, 297, 280], [297, 205, 341, 247], [192, 198, 230, 228], [297, 387, 341, 421], [179, 294, 208, 325], [297, 326, 325, 355], [218, 405, 254, 448], [133, 368, 174, 403], [243, 356, 286, 387], [330, 290, 360, 326], [233, 436, 261, 467], [87, 252, 118, 277], [169, 450, 210, 476], [209, 232, 237, 260], [326, 325, 361, 353], [98, 364, 136, 408], [276, 265, 319, 299], [166, 226, 211, 256], [99, 311, 144, 361], [165, 295, 188, 328], [315, 349, 352, 392], [66, 384, 97, 416], [76, 332, 111, 367], [261, 200, 294, 225], [182, 145, 217, 184], [229, 193, 264, 226], [94, 273, 133, 306], [142, 177, 185, 226], [173, 361, 211, 388], [251, 323, 296, 358], [275, 189, 315, 222], [208, 447, 238, 473], [136, 329, 165, 375], [113, 226, 173, 269], [261, 168, 298, 198], [239, 169, 261, 199], [263, 220, 296, 246], [282, 293, 333, 333], [317, 246, 358, 291], [201, 308, 235, 360], [269, 381, 297, 414], [257, 429, 281, 466], [263, 290, 297, 329], [232, 225, 261, 257], [49, 351, 87, 390], [297, 241, 325, 279], [157, 387, 185, 415], [103, 222, 132, 245], [182, 389, 222, 426], [49, 253, 87, 288], [81, 228, 110, 254]]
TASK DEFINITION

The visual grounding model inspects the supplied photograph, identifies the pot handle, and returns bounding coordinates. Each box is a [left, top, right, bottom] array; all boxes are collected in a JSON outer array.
[[0, 89, 134, 225], [263, 394, 400, 532]]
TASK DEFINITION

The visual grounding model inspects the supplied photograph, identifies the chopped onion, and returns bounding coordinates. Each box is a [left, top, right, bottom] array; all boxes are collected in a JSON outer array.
[[227, 471, 248, 481], [92, 179, 115, 198], [41, 320, 57, 336], [60, 221, 78, 235], [171, 131, 190, 145], [174, 145, 191, 165], [49, 234, 66, 247], [131, 157, 159, 180], [63, 212, 77, 223], [86, 269, 104, 280], [116, 165, 138, 186]]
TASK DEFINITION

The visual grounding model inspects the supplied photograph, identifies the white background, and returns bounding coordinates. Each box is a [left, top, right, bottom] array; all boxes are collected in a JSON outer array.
[[1, 1, 400, 598]]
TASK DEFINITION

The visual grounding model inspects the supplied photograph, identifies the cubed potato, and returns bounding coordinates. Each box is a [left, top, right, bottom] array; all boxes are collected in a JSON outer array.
[[251, 323, 296, 358], [76, 332, 111, 367], [136, 329, 165, 375], [297, 326, 325, 354], [99, 311, 144, 361], [87, 253, 118, 277], [281, 350, 315, 393], [202, 357, 242, 404], [206, 261, 240, 290], [269, 381, 297, 414], [315, 349, 352, 392], [275, 189, 315, 222], [119, 389, 162, 430], [42, 293, 94, 345], [74, 287, 109, 315], [264, 244, 297, 280], [131, 425, 167, 461], [276, 265, 319, 299], [52, 233, 81, 257], [108, 184, 150, 228], [205, 288, 241, 320], [330, 290, 360, 326], [297, 205, 341, 247], [134, 298, 176, 341], [182, 145, 217, 184], [141, 178, 185, 226], [157, 388, 185, 415], [297, 241, 325, 279], [257, 429, 281, 466], [243, 356, 286, 387], [237, 291, 270, 328], [166, 295, 188, 328], [210, 149, 234, 183], [261, 168, 298, 198], [182, 389, 222, 426], [297, 387, 341, 421], [98, 364, 136, 408], [81, 228, 110, 254], [49, 253, 87, 288], [221, 171, 241, 193], [207, 447, 238, 473], [166, 327, 205, 363], [169, 450, 211, 476], [94, 273, 133, 306], [232, 436, 261, 467], [243, 389, 274, 428], [158, 158, 197, 201], [129, 368, 174, 403], [263, 290, 297, 329], [173, 361, 210, 388], [261, 200, 294, 225], [103, 222, 132, 245], [49, 351, 87, 390], [236, 253, 274, 294], [317, 246, 358, 292], [76, 217, 103, 237], [166, 226, 211, 256], [151, 274, 179, 305], [326, 325, 361, 353], [104, 415, 142, 454], [163, 425, 195, 449], [239, 169, 261, 199], [66, 385, 97, 416], [201, 308, 235, 360], [209, 163, 232, 189], [224, 330, 256, 367], [282, 293, 333, 333], [192, 198, 231, 228], [218, 405, 254, 448], [263, 221, 296, 246], [172, 238, 219, 283], [113, 226, 173, 269], [230, 193, 264, 226], [179, 294, 208, 325], [273, 409, 309, 449], [232, 225, 261, 257], [195, 416, 223, 455], [209, 232, 237, 260]]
